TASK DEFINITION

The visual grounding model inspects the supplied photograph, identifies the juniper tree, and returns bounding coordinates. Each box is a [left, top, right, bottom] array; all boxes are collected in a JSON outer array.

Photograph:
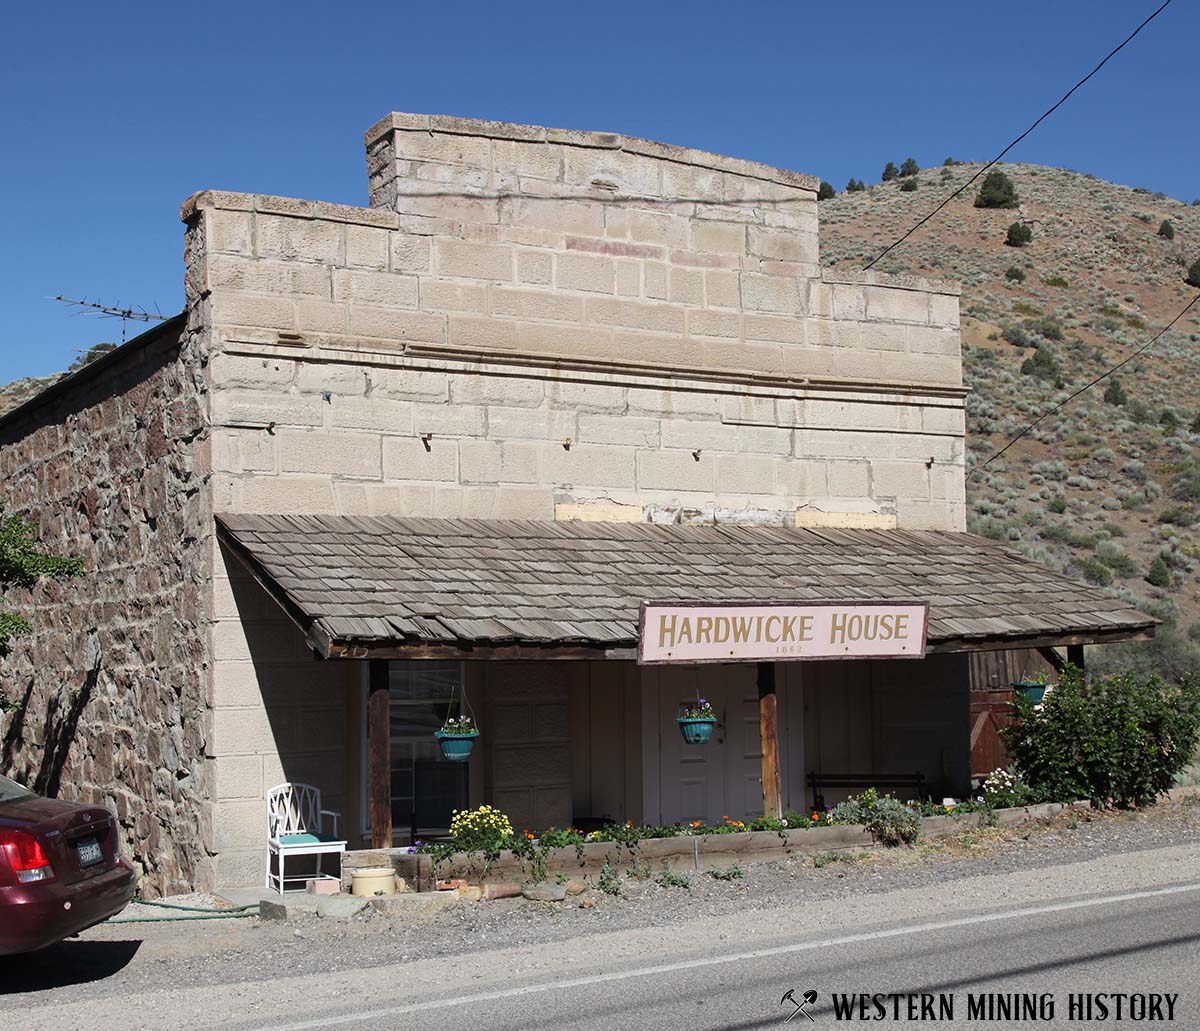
[[1187, 258, 1200, 288], [899, 157, 919, 177], [817, 180, 836, 201], [975, 170, 1020, 209], [1006, 222, 1033, 247], [881, 162, 899, 182], [1158, 219, 1175, 240]]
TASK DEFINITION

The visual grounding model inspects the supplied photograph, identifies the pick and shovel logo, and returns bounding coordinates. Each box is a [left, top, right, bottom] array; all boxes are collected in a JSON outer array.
[[781, 989, 817, 1023]]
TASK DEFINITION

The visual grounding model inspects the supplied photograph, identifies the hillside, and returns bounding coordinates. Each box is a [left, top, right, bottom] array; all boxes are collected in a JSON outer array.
[[821, 162, 1200, 674]]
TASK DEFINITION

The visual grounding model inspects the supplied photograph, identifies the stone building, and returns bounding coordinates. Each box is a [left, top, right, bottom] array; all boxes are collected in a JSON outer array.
[[0, 114, 1154, 894]]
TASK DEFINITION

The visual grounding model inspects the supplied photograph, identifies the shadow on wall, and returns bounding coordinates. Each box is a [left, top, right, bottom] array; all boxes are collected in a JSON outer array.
[[2, 634, 100, 798]]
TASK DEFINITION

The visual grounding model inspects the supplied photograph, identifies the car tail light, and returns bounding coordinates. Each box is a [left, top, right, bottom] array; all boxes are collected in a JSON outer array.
[[0, 829, 56, 884]]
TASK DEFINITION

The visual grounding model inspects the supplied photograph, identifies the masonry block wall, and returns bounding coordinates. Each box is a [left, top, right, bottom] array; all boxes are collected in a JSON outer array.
[[0, 329, 214, 896]]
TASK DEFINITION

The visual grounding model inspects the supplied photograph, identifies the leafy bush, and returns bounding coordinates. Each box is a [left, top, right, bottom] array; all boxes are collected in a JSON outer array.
[[1103, 378, 1128, 406], [829, 788, 920, 846], [975, 170, 1019, 209], [1006, 222, 1033, 247], [1077, 556, 1114, 586], [656, 869, 691, 889], [1043, 274, 1070, 288], [1158, 219, 1175, 240], [899, 157, 919, 177], [448, 805, 512, 853], [1187, 258, 1200, 288], [982, 767, 1032, 808], [597, 858, 622, 895], [1005, 266, 1025, 282], [818, 180, 836, 201], [881, 161, 899, 182], [900, 179, 918, 192], [1147, 556, 1172, 587], [707, 864, 744, 881], [1001, 668, 1200, 808], [1021, 345, 1062, 384]]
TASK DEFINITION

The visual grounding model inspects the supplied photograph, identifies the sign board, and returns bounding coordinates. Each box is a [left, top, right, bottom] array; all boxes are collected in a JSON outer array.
[[637, 601, 929, 665]]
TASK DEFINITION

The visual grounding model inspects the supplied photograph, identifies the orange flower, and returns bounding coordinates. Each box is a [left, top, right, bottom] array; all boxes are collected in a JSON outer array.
[[690, 821, 701, 828], [811, 813, 820, 821], [525, 831, 535, 840]]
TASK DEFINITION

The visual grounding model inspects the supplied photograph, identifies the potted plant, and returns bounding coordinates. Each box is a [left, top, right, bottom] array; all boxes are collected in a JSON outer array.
[[676, 698, 718, 744], [1012, 669, 1050, 704], [435, 715, 479, 762]]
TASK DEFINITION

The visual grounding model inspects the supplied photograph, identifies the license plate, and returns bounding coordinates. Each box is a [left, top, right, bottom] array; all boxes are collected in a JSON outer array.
[[76, 838, 103, 867]]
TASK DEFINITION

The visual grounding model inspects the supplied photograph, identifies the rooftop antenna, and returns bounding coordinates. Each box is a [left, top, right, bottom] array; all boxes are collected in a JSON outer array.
[[50, 296, 168, 344]]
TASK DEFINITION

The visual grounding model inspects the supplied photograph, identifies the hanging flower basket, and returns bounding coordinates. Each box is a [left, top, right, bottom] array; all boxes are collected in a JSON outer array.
[[676, 699, 717, 745], [1012, 679, 1048, 704], [435, 715, 479, 762]]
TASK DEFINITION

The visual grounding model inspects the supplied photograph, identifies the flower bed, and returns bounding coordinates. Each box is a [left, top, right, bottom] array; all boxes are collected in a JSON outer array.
[[340, 800, 1088, 892]]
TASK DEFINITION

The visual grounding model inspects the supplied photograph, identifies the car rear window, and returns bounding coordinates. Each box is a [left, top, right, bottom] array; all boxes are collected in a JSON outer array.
[[0, 774, 34, 803]]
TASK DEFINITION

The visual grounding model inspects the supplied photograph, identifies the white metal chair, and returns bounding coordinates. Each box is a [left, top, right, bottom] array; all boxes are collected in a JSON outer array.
[[265, 782, 347, 894]]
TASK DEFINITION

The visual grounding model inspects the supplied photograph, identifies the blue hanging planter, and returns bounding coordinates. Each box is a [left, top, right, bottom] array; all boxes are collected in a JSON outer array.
[[435, 731, 479, 762], [1012, 680, 1047, 704], [676, 717, 717, 745]]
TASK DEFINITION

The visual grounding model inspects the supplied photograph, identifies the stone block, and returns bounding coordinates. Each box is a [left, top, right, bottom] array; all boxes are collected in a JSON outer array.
[[411, 401, 486, 437], [827, 461, 871, 497], [307, 878, 341, 896], [522, 883, 566, 902], [490, 286, 583, 322], [667, 267, 703, 306], [207, 210, 254, 255], [555, 252, 614, 293], [449, 375, 543, 408], [516, 250, 553, 285], [487, 405, 578, 441], [585, 297, 685, 335], [747, 226, 817, 264], [490, 487, 554, 519], [347, 305, 446, 343], [329, 397, 414, 434], [214, 754, 263, 801], [705, 270, 740, 309], [257, 215, 342, 264], [736, 424, 792, 456], [369, 367, 449, 403], [333, 269, 419, 309], [577, 414, 659, 447], [626, 387, 721, 419], [210, 354, 297, 388], [930, 293, 960, 328], [660, 418, 738, 452], [419, 280, 487, 313], [207, 255, 331, 297], [293, 298, 347, 335], [884, 353, 962, 387], [907, 326, 960, 356], [482, 881, 522, 900], [317, 896, 369, 920], [448, 315, 517, 350], [716, 454, 778, 495], [859, 323, 906, 352], [636, 450, 716, 492], [345, 225, 389, 269], [740, 273, 803, 315], [277, 431, 382, 478], [562, 148, 660, 196], [701, 339, 783, 375], [459, 440, 539, 484], [390, 234, 431, 273], [545, 381, 626, 415], [687, 309, 741, 339], [831, 284, 866, 321], [643, 262, 668, 300], [871, 460, 930, 499], [235, 475, 337, 514], [614, 260, 640, 296], [511, 323, 614, 361], [213, 662, 268, 708], [492, 139, 563, 179], [393, 129, 491, 168], [435, 238, 513, 280], [744, 313, 805, 344], [540, 443, 636, 489], [295, 362, 368, 396], [383, 436, 458, 482], [504, 195, 604, 237], [690, 221, 745, 255], [864, 286, 929, 325], [210, 293, 295, 331]]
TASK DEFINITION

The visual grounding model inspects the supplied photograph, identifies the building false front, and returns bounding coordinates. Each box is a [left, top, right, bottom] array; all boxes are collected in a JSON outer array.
[[0, 114, 1153, 893]]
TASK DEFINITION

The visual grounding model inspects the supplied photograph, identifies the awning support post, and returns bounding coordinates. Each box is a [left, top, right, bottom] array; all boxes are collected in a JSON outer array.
[[368, 660, 392, 849], [757, 661, 782, 820]]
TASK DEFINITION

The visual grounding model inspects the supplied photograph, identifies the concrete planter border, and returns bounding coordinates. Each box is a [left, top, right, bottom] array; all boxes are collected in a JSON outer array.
[[341, 800, 1089, 892]]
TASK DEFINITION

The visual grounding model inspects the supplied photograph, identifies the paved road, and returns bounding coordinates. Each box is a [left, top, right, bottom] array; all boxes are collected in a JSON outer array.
[[8, 845, 1200, 1030]]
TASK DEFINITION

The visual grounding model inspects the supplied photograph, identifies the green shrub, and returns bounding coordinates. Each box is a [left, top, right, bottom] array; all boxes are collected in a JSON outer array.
[[818, 180, 836, 201], [1192, 412, 1200, 433], [1005, 266, 1025, 282], [975, 170, 1020, 209], [655, 868, 691, 889], [900, 179, 918, 192], [597, 858, 622, 895], [1147, 556, 1171, 587], [1077, 556, 1114, 586], [882, 161, 899, 182], [981, 767, 1032, 808], [1006, 222, 1033, 247], [1021, 345, 1062, 383], [899, 157, 919, 177], [1001, 668, 1200, 808], [1161, 409, 1180, 431], [1103, 378, 1128, 406], [1043, 274, 1070, 288], [707, 864, 745, 881], [1186, 258, 1200, 288], [1158, 219, 1175, 240], [829, 788, 920, 846], [1048, 496, 1068, 514]]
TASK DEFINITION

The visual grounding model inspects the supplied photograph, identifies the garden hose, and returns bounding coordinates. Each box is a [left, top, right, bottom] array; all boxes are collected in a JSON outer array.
[[104, 899, 260, 924]]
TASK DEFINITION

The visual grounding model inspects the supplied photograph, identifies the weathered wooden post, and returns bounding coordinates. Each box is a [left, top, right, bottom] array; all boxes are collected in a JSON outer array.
[[368, 660, 392, 848], [757, 661, 782, 820]]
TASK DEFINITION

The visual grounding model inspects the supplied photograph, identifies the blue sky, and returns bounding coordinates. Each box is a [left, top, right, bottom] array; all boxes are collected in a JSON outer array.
[[1, 1, 1194, 382]]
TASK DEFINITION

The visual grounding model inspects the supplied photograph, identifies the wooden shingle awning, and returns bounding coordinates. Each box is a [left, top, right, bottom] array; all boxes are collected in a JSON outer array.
[[215, 514, 1157, 660]]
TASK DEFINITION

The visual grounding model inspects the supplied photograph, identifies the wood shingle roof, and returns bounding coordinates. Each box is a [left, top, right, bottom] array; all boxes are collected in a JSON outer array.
[[216, 514, 1157, 658]]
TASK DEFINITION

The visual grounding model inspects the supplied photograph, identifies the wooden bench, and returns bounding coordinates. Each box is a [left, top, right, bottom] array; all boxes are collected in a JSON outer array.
[[807, 771, 927, 812]]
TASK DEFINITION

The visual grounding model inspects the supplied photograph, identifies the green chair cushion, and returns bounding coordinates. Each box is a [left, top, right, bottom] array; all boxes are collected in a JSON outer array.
[[279, 833, 342, 846]]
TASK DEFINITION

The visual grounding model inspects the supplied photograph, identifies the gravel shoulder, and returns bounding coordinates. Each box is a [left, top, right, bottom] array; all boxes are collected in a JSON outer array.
[[4, 795, 1198, 1005]]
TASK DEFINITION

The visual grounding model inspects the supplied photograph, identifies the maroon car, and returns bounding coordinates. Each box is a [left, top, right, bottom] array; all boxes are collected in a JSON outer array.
[[0, 773, 136, 954]]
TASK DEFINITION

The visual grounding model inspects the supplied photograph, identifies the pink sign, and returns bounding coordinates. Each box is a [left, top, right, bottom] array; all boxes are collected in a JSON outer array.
[[638, 601, 929, 664]]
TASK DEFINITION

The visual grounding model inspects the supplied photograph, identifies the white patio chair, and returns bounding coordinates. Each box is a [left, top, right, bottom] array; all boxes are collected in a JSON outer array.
[[265, 782, 347, 894]]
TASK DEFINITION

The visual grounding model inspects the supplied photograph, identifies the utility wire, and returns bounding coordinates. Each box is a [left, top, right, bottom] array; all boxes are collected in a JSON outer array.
[[967, 291, 1200, 481], [863, 0, 1175, 271]]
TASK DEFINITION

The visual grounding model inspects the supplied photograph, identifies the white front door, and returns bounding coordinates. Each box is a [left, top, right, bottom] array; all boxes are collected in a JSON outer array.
[[653, 665, 768, 826]]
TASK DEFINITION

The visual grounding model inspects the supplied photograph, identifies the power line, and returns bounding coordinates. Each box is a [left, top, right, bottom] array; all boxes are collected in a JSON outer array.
[[862, 0, 1176, 271], [966, 290, 1200, 481]]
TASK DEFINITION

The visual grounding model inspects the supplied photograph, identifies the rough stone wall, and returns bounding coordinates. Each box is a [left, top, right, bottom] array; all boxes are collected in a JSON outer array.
[[0, 327, 214, 896]]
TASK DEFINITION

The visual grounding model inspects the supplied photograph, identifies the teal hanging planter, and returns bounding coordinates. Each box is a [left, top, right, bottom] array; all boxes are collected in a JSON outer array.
[[435, 731, 479, 762], [1012, 680, 1047, 704], [676, 717, 717, 745]]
